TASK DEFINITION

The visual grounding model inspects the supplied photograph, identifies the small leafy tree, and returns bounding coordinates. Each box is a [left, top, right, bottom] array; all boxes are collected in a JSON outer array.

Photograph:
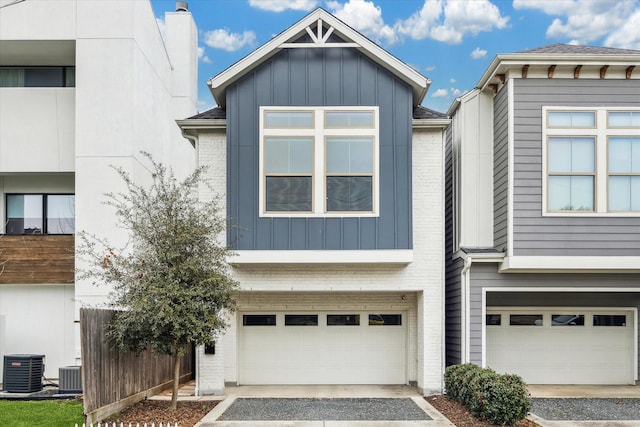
[[78, 153, 237, 409]]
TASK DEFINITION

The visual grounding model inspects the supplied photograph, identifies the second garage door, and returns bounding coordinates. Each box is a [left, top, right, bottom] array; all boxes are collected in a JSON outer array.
[[487, 309, 635, 384], [238, 312, 406, 385]]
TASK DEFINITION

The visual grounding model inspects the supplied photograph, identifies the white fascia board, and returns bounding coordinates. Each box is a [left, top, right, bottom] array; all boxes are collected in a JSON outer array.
[[412, 118, 451, 129], [230, 250, 413, 265], [207, 8, 429, 107], [500, 256, 640, 273]]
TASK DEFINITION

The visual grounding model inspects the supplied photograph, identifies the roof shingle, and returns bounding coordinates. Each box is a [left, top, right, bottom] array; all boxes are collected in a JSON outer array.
[[519, 43, 640, 55]]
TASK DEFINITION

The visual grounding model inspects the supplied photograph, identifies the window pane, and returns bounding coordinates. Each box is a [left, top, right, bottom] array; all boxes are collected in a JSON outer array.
[[548, 111, 594, 127], [549, 176, 594, 211], [593, 315, 626, 326], [47, 195, 75, 234], [486, 314, 501, 326], [265, 138, 312, 173], [609, 176, 640, 211], [326, 138, 373, 174], [325, 111, 373, 127], [285, 314, 318, 326], [609, 112, 640, 127], [368, 314, 401, 325], [510, 314, 543, 326], [25, 67, 64, 87], [552, 314, 584, 326], [326, 176, 372, 211], [548, 138, 572, 172], [265, 111, 313, 128], [65, 67, 75, 87], [549, 138, 594, 173], [243, 315, 276, 326], [6, 194, 43, 234], [327, 314, 360, 326], [609, 138, 640, 173], [0, 68, 25, 87], [266, 177, 312, 211], [609, 138, 632, 173]]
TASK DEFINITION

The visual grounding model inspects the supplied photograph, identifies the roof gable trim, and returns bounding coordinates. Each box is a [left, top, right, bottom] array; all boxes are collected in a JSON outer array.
[[208, 8, 429, 107]]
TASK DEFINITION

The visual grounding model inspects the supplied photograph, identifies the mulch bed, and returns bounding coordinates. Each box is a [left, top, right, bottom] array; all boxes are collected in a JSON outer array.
[[426, 395, 539, 427], [102, 400, 219, 427]]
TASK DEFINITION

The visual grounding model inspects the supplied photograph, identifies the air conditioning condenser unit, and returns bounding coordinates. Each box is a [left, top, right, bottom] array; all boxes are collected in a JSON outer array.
[[2, 354, 45, 393]]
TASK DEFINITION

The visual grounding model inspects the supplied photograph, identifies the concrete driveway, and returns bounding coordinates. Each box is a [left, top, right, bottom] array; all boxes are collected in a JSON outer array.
[[528, 385, 640, 427], [194, 385, 455, 427]]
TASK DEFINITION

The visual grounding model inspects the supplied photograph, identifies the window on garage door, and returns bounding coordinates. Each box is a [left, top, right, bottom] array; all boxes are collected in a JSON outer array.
[[368, 314, 401, 325], [243, 314, 277, 326], [594, 314, 627, 326], [285, 314, 318, 326]]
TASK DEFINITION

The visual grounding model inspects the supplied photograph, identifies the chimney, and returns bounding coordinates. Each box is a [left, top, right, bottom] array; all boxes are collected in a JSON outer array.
[[176, 1, 188, 12]]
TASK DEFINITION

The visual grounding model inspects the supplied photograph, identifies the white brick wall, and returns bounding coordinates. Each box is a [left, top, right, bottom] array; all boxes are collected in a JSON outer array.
[[196, 125, 444, 394]]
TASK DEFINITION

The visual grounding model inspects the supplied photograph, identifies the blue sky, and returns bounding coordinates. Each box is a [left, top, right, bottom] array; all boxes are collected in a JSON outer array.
[[151, 0, 640, 113]]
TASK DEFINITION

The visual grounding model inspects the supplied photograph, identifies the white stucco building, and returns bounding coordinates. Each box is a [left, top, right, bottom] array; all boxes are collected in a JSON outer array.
[[0, 0, 197, 381]]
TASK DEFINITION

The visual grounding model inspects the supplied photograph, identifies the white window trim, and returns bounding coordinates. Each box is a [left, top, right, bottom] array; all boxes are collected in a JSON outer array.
[[259, 106, 380, 217], [542, 106, 640, 217]]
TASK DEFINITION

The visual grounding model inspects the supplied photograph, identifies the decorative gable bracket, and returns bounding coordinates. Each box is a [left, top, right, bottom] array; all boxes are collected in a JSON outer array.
[[279, 19, 359, 49]]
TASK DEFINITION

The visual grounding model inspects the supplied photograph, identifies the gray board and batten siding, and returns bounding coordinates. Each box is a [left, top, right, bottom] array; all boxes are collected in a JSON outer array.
[[226, 45, 414, 250], [467, 263, 640, 374], [508, 78, 640, 256]]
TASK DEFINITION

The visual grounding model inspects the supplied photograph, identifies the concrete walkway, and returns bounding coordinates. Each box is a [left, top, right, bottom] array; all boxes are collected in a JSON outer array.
[[194, 385, 454, 427]]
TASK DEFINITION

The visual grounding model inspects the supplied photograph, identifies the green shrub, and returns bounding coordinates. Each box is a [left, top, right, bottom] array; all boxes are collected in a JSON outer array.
[[444, 364, 531, 426]]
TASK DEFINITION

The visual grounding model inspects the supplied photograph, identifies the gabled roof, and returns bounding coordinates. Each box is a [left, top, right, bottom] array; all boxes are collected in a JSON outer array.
[[208, 8, 430, 107]]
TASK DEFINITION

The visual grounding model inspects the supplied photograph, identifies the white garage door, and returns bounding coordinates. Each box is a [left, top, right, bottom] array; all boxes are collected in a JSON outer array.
[[487, 309, 635, 385], [239, 312, 406, 384]]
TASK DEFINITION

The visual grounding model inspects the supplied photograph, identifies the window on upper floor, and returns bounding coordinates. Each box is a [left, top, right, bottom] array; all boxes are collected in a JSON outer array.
[[0, 67, 75, 87], [543, 107, 640, 215], [5, 194, 75, 234], [260, 106, 379, 216]]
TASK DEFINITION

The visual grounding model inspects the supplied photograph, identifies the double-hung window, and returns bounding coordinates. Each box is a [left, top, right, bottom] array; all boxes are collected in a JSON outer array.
[[5, 194, 75, 234], [260, 106, 379, 216], [543, 107, 640, 215]]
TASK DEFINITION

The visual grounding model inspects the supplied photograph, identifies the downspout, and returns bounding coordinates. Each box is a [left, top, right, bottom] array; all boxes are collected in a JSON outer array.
[[460, 255, 473, 364]]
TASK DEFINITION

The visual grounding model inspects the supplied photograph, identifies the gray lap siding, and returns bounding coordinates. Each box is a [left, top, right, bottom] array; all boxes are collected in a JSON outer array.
[[511, 79, 640, 256]]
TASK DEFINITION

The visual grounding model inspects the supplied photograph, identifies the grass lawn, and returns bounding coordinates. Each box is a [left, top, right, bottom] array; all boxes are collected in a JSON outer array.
[[0, 399, 84, 427]]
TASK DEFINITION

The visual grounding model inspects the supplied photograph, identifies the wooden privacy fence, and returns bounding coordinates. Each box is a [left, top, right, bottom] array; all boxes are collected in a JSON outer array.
[[81, 308, 193, 424]]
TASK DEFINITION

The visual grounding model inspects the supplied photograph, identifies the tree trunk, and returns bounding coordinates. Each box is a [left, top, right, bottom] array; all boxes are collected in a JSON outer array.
[[170, 344, 181, 410]]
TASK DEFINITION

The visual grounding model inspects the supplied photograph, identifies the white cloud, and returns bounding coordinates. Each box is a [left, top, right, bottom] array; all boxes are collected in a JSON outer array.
[[396, 0, 509, 44], [449, 78, 456, 84], [327, 0, 398, 45], [203, 28, 256, 51], [248, 0, 318, 12], [198, 46, 212, 64], [605, 7, 640, 49], [513, 0, 639, 47], [432, 88, 449, 98], [451, 88, 463, 97], [425, 65, 437, 72], [470, 47, 487, 59]]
